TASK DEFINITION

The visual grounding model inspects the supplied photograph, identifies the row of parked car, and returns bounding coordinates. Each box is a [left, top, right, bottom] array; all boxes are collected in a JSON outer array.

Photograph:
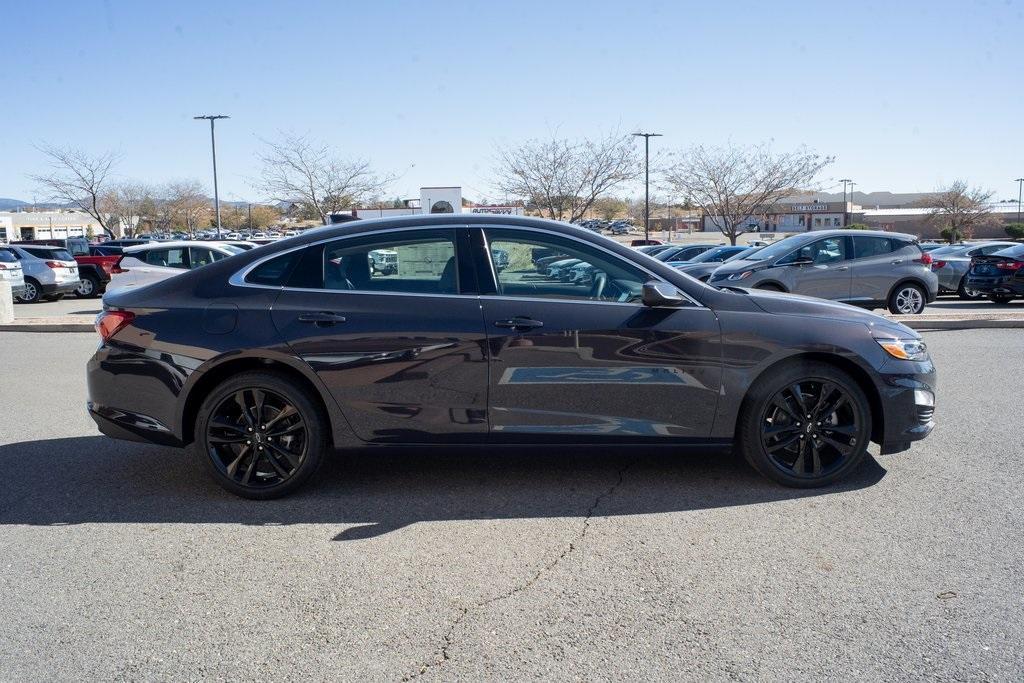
[[633, 231, 1023, 311]]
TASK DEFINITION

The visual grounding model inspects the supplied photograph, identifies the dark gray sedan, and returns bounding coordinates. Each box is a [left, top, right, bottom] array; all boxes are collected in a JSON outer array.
[[929, 242, 1018, 299]]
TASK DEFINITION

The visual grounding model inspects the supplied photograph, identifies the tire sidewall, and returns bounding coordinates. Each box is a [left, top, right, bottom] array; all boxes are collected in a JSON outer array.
[[76, 275, 99, 298], [18, 278, 40, 303], [888, 283, 925, 314], [194, 371, 327, 499], [738, 361, 872, 488]]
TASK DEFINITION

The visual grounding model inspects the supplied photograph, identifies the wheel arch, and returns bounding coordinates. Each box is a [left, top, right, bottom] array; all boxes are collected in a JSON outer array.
[[738, 352, 885, 445], [886, 277, 930, 304], [179, 354, 356, 448], [753, 280, 788, 292]]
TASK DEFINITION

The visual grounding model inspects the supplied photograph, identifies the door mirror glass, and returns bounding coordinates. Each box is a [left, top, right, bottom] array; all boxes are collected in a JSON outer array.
[[642, 281, 685, 307]]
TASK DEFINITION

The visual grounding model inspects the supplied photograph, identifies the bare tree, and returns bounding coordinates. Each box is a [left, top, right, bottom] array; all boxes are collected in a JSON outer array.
[[256, 133, 392, 224], [921, 181, 997, 243], [492, 130, 640, 223], [29, 145, 120, 237], [164, 180, 212, 236], [664, 143, 833, 244], [101, 182, 153, 238]]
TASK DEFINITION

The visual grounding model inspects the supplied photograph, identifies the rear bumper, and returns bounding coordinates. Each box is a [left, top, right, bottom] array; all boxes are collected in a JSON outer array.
[[964, 273, 1024, 296], [88, 402, 183, 447], [40, 281, 81, 295]]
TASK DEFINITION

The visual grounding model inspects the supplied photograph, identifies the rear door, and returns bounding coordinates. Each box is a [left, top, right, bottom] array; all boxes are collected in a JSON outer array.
[[269, 226, 489, 443], [848, 235, 900, 305], [474, 226, 722, 442]]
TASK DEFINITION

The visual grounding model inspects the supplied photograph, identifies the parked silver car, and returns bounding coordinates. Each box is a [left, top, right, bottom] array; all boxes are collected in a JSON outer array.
[[0, 246, 27, 298], [929, 241, 1018, 299], [6, 244, 80, 303], [708, 229, 938, 314]]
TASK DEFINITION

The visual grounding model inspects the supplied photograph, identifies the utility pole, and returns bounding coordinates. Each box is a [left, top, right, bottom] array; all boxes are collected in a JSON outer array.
[[1015, 178, 1024, 224], [194, 114, 230, 238], [632, 132, 662, 242], [247, 203, 253, 231]]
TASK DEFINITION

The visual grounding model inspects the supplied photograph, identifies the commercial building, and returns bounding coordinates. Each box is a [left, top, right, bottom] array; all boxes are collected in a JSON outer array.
[[330, 186, 524, 222], [0, 209, 104, 242]]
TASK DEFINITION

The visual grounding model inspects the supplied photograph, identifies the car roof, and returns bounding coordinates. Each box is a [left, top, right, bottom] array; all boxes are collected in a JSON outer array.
[[794, 228, 917, 241], [123, 240, 237, 252]]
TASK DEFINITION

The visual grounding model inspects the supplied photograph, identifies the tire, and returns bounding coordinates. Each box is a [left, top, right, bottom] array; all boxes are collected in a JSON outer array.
[[989, 295, 1015, 305], [956, 278, 982, 300], [737, 361, 872, 488], [887, 283, 926, 314], [16, 278, 41, 303], [754, 283, 785, 292], [193, 371, 328, 499], [75, 274, 101, 298]]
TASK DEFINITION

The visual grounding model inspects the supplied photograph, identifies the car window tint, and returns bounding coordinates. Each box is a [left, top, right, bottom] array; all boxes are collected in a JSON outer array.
[[483, 228, 646, 303], [852, 236, 892, 259], [317, 230, 459, 294], [779, 237, 847, 265], [144, 248, 188, 269], [0, 249, 17, 263], [980, 244, 1010, 255], [246, 251, 301, 286], [190, 248, 216, 268]]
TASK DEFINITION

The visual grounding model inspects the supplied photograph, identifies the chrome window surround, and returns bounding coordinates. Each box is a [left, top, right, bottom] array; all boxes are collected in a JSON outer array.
[[229, 223, 703, 308]]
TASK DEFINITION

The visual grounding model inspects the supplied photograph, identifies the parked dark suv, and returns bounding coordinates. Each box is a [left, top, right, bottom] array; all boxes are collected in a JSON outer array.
[[709, 230, 938, 314], [87, 215, 936, 499]]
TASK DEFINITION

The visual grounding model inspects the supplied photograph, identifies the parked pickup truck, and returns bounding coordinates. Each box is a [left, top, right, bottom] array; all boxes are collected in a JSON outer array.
[[13, 238, 121, 298]]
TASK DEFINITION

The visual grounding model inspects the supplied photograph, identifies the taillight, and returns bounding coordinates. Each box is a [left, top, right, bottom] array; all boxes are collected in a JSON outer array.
[[95, 310, 135, 341], [918, 251, 933, 266], [996, 261, 1024, 270], [931, 260, 946, 269], [45, 260, 63, 269]]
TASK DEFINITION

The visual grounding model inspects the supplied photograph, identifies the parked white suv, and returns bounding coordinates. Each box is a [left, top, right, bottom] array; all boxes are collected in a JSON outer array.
[[0, 247, 27, 299], [6, 244, 80, 303], [106, 241, 245, 295]]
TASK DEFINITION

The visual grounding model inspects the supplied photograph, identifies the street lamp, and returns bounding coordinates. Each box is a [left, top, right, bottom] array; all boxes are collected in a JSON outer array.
[[839, 178, 853, 225], [632, 132, 662, 241], [194, 114, 230, 237], [1015, 178, 1024, 224]]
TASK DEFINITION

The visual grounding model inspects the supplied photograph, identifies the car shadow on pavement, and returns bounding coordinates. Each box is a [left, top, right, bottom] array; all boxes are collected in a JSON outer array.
[[0, 436, 887, 541]]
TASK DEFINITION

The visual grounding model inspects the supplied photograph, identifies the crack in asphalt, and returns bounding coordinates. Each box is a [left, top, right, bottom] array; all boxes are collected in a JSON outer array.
[[401, 457, 637, 681]]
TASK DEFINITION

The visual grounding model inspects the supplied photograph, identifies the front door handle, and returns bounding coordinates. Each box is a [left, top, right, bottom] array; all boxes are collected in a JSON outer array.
[[494, 317, 544, 331], [298, 312, 348, 326], [837, 266, 849, 271], [891, 259, 903, 264]]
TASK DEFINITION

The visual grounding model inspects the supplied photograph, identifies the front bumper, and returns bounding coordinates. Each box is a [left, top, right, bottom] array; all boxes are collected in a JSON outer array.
[[876, 358, 936, 454]]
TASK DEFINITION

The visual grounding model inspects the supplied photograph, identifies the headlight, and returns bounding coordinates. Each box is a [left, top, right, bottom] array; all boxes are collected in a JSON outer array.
[[727, 270, 754, 281], [876, 338, 929, 361]]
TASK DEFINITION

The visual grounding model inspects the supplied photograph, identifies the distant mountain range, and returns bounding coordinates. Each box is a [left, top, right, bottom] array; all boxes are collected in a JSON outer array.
[[0, 198, 31, 211]]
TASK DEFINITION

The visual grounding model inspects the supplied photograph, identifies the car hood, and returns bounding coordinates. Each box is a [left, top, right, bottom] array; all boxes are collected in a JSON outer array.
[[709, 258, 767, 276], [741, 288, 918, 339]]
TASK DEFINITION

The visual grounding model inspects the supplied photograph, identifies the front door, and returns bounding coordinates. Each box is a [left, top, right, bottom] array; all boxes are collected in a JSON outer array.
[[777, 236, 852, 301], [270, 227, 489, 443], [475, 227, 722, 442]]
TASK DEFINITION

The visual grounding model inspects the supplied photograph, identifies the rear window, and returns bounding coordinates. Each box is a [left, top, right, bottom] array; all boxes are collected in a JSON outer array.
[[0, 249, 17, 263], [992, 244, 1024, 258], [25, 247, 74, 261]]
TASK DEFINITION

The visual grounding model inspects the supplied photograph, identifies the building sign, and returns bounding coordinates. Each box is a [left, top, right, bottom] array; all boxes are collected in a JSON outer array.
[[469, 206, 523, 215], [791, 204, 831, 212]]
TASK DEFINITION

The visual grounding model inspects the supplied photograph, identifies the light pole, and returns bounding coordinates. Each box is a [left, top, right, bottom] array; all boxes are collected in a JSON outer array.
[[839, 178, 852, 225], [194, 114, 230, 237], [1015, 178, 1024, 224], [632, 132, 662, 241]]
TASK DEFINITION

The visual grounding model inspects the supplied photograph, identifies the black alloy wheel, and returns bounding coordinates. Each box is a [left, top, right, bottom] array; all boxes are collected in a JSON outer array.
[[738, 362, 871, 488], [196, 371, 327, 499]]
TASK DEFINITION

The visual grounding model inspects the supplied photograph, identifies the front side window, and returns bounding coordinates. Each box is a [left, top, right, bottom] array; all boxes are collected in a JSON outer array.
[[851, 236, 893, 259], [310, 230, 459, 294], [145, 248, 188, 269], [779, 237, 847, 265], [483, 228, 646, 303]]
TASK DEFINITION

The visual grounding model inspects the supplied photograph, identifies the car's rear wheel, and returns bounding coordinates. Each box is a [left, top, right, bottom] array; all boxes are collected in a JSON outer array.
[[989, 294, 1015, 305], [956, 277, 982, 300], [737, 361, 872, 488], [75, 274, 101, 298], [888, 283, 926, 314], [194, 371, 328, 499], [16, 278, 40, 303]]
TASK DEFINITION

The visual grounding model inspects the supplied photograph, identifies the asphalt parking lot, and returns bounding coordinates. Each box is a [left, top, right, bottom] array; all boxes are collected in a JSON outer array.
[[1, 330, 1022, 681]]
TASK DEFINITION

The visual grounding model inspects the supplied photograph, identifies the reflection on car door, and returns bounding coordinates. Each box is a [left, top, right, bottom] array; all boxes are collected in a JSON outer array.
[[848, 236, 904, 305], [270, 227, 490, 443], [476, 227, 722, 442]]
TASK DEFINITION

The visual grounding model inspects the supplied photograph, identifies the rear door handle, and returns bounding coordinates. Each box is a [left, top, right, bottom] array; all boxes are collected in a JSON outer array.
[[298, 312, 347, 326], [494, 317, 544, 331], [891, 259, 903, 264], [837, 266, 849, 271]]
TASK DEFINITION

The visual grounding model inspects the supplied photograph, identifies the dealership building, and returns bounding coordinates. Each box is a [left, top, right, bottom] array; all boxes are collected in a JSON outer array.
[[331, 186, 524, 222], [0, 209, 104, 242]]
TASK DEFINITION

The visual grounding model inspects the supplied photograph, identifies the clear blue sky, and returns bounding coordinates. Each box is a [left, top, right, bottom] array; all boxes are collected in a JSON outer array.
[[4, 0, 1023, 203]]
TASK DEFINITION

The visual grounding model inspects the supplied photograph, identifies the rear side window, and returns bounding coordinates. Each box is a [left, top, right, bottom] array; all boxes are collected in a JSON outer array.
[[246, 251, 301, 286], [851, 236, 893, 259], [25, 247, 74, 261]]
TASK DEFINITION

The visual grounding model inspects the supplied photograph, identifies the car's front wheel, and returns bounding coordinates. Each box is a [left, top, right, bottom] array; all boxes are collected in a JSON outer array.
[[888, 283, 926, 314], [737, 361, 872, 488], [194, 371, 328, 499], [989, 294, 1015, 305]]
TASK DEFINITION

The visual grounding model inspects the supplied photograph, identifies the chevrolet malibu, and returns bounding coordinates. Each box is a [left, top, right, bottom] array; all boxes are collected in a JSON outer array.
[[87, 215, 937, 499]]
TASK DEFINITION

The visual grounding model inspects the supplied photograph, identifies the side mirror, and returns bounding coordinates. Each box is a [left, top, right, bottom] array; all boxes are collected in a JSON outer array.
[[788, 256, 814, 266], [642, 281, 686, 307]]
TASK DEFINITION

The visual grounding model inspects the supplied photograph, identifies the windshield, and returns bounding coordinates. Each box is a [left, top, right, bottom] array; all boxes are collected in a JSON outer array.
[[725, 246, 764, 262], [928, 245, 966, 256], [739, 236, 807, 262], [221, 245, 244, 255], [689, 246, 740, 263]]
